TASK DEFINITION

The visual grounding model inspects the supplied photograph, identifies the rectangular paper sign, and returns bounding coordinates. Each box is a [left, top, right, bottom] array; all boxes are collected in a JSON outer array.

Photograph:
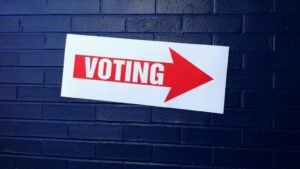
[[61, 34, 229, 114]]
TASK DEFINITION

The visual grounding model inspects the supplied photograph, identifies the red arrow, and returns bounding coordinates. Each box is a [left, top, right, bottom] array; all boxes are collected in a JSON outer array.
[[73, 48, 213, 102]]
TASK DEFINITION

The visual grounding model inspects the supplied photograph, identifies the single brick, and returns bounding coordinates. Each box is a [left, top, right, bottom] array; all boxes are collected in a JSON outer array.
[[69, 160, 123, 169], [226, 71, 273, 89], [0, 17, 19, 32], [215, 0, 273, 13], [275, 73, 300, 89], [275, 150, 300, 168], [98, 33, 154, 41], [213, 34, 273, 51], [44, 34, 66, 49], [16, 157, 68, 169], [275, 35, 300, 51], [244, 52, 300, 70], [18, 86, 67, 102], [72, 16, 125, 32], [126, 17, 181, 32], [0, 156, 15, 169], [102, 0, 155, 14], [156, 0, 212, 14], [212, 109, 272, 128], [0, 68, 43, 84], [0, 121, 15, 135], [183, 15, 241, 33], [213, 148, 273, 167], [274, 111, 300, 129], [69, 123, 123, 140], [18, 50, 63, 66], [225, 90, 241, 108], [243, 130, 300, 149], [0, 52, 18, 66], [47, 0, 99, 14], [154, 34, 211, 44], [153, 145, 210, 164], [96, 143, 152, 161], [0, 138, 42, 155], [0, 0, 46, 14], [124, 125, 180, 143], [21, 16, 70, 32], [275, 0, 300, 13], [125, 163, 181, 169], [0, 86, 16, 100], [14, 121, 68, 138], [243, 91, 300, 109], [0, 35, 44, 49], [45, 69, 63, 84], [227, 52, 242, 70], [0, 102, 42, 119], [43, 140, 95, 158], [244, 15, 300, 33], [181, 127, 241, 146], [96, 105, 151, 122], [43, 103, 95, 120], [152, 107, 210, 125]]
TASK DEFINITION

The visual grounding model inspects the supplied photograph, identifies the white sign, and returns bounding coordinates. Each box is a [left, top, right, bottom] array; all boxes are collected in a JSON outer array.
[[61, 34, 229, 114]]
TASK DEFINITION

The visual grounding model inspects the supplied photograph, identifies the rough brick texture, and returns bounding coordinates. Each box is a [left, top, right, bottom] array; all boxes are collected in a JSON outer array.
[[0, 0, 299, 169]]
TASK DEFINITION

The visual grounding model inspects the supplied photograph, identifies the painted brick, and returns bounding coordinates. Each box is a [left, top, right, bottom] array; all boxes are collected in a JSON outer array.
[[0, 156, 15, 169], [215, 0, 273, 13], [47, 0, 99, 14], [244, 52, 300, 70], [183, 15, 241, 33], [102, 0, 155, 14], [243, 130, 300, 149], [69, 160, 123, 169], [153, 145, 210, 164], [156, 0, 212, 14], [43, 103, 94, 120], [275, 150, 300, 168], [152, 107, 210, 125], [18, 50, 64, 66], [43, 140, 95, 158], [125, 163, 181, 169], [96, 143, 152, 161], [44, 34, 66, 49], [0, 121, 15, 135], [44, 69, 62, 84], [16, 157, 68, 169], [0, 52, 18, 66], [72, 16, 125, 32], [181, 128, 241, 146], [212, 109, 272, 128], [14, 121, 68, 138], [243, 91, 300, 109], [213, 34, 273, 51], [0, 0, 46, 14], [245, 15, 300, 33], [98, 33, 154, 41], [126, 17, 181, 32], [0, 17, 19, 32], [21, 16, 70, 32], [274, 111, 300, 129], [275, 73, 300, 90], [96, 105, 151, 122], [275, 0, 300, 13], [227, 52, 242, 70], [0, 35, 44, 49], [154, 34, 211, 45], [0, 102, 42, 119], [0, 86, 16, 100], [0, 68, 43, 84], [226, 71, 272, 89], [124, 125, 179, 143], [18, 86, 67, 102], [225, 90, 241, 108], [275, 35, 300, 51], [0, 138, 42, 155], [213, 148, 273, 167], [69, 123, 123, 140]]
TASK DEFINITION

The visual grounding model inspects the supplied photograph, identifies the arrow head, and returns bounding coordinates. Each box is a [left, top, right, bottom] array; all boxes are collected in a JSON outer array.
[[164, 48, 213, 102]]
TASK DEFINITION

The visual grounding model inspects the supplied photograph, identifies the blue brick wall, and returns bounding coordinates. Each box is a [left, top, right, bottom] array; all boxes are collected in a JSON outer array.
[[0, 0, 299, 169]]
